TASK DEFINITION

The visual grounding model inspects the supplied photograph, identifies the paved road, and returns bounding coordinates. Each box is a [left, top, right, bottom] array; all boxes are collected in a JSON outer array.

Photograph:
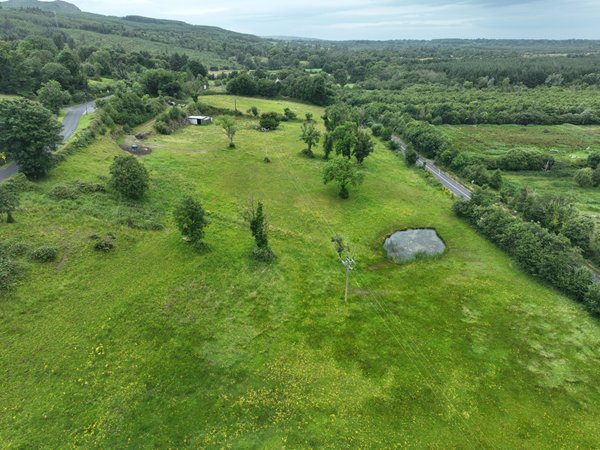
[[392, 135, 472, 200], [0, 100, 96, 182]]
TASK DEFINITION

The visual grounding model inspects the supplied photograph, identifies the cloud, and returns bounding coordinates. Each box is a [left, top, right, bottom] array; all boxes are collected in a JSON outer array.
[[69, 0, 600, 40]]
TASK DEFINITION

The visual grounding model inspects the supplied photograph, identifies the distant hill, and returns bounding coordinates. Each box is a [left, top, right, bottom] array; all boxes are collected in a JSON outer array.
[[266, 36, 325, 42], [1, 0, 81, 13], [0, 3, 272, 67]]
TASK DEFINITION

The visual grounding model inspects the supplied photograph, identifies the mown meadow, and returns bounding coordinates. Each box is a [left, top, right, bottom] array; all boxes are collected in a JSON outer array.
[[1, 98, 600, 448]]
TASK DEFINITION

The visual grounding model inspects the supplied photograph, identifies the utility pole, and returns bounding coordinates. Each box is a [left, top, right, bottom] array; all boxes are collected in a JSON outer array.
[[341, 256, 355, 303]]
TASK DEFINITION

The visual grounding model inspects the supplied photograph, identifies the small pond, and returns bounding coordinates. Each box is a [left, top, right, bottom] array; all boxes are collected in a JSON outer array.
[[383, 229, 446, 263]]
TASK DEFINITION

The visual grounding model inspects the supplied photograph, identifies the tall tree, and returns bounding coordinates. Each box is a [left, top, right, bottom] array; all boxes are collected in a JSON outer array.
[[300, 122, 321, 157], [173, 196, 209, 249], [109, 155, 149, 199], [323, 157, 364, 199], [216, 116, 238, 148], [353, 129, 374, 163], [37, 80, 71, 115], [0, 99, 62, 179], [244, 201, 275, 262]]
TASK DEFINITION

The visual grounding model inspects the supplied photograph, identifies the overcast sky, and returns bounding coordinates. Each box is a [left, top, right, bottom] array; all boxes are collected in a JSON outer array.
[[70, 0, 600, 40]]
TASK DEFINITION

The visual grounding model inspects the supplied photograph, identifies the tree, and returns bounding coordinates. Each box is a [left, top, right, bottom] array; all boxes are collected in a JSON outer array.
[[37, 80, 71, 115], [588, 151, 600, 169], [405, 148, 418, 166], [323, 157, 364, 199], [217, 116, 238, 148], [0, 99, 62, 179], [323, 132, 334, 160], [562, 215, 595, 251], [283, 108, 297, 121], [593, 167, 600, 187], [333, 68, 349, 86], [109, 155, 149, 199], [300, 122, 321, 157], [331, 122, 358, 159], [41, 62, 71, 89], [140, 69, 183, 97], [0, 183, 19, 223], [244, 201, 275, 262], [353, 129, 374, 163], [489, 169, 503, 189], [173, 196, 208, 248], [259, 112, 281, 131], [187, 60, 208, 78], [585, 283, 600, 315], [575, 168, 594, 188]]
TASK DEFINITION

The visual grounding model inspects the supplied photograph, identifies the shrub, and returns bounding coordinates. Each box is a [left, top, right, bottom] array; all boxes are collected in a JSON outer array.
[[587, 151, 600, 169], [173, 196, 208, 246], [283, 108, 297, 121], [94, 238, 115, 252], [584, 283, 600, 315], [259, 112, 281, 131], [0, 257, 22, 292], [0, 239, 30, 258], [405, 148, 418, 166], [49, 181, 105, 200], [49, 184, 78, 200], [574, 168, 594, 188], [109, 155, 150, 199], [498, 148, 554, 171], [30, 246, 58, 262]]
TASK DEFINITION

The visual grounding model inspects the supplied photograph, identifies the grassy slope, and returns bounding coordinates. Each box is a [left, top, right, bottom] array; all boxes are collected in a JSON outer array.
[[440, 124, 600, 216], [1, 99, 600, 448]]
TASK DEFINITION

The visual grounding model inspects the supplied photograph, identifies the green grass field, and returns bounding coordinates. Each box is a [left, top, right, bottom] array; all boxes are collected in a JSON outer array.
[[439, 124, 600, 162], [2, 98, 600, 447], [199, 94, 324, 118], [440, 124, 600, 217]]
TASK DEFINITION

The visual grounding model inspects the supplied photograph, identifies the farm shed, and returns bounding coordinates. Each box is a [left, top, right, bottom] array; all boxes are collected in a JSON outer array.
[[188, 115, 213, 125]]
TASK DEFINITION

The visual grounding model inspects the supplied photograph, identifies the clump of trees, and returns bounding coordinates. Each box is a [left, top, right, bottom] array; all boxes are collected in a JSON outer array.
[[154, 106, 187, 135], [173, 196, 209, 250], [109, 154, 149, 199], [244, 201, 275, 262], [323, 157, 364, 199], [454, 187, 600, 315], [0, 99, 62, 178]]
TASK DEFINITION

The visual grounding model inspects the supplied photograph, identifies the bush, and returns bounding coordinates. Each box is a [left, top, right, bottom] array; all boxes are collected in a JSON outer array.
[[154, 120, 171, 135], [0, 239, 30, 257], [498, 148, 554, 171], [94, 238, 115, 252], [173, 196, 208, 245], [283, 108, 297, 121], [0, 257, 22, 292], [575, 168, 594, 188], [110, 155, 150, 199], [30, 246, 58, 262], [259, 112, 281, 131], [405, 148, 418, 166], [587, 151, 600, 169], [584, 283, 600, 315], [49, 180, 105, 200]]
